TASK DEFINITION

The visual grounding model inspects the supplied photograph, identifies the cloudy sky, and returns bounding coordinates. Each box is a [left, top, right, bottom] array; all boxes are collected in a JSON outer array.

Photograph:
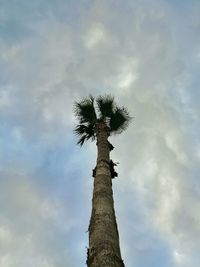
[[0, 0, 200, 266]]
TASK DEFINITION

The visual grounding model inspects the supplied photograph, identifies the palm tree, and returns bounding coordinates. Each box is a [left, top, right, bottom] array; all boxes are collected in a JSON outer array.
[[74, 94, 131, 267]]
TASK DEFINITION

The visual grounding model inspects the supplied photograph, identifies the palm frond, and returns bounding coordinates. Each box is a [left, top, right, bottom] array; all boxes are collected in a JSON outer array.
[[74, 124, 95, 138], [77, 135, 87, 146], [74, 123, 95, 146], [110, 106, 132, 134], [74, 124, 88, 136], [73, 94, 132, 145], [74, 95, 97, 125], [96, 94, 115, 120]]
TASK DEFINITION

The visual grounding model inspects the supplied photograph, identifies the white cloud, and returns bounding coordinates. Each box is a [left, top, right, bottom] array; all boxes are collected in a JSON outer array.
[[0, 0, 199, 266], [0, 87, 12, 107], [0, 174, 73, 267], [84, 22, 108, 48], [173, 249, 188, 266]]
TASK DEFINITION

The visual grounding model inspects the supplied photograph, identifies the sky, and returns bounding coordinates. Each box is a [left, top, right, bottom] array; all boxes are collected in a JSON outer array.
[[0, 0, 200, 266]]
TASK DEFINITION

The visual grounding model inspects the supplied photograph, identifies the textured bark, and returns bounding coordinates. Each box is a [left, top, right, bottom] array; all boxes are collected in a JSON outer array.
[[87, 122, 125, 267]]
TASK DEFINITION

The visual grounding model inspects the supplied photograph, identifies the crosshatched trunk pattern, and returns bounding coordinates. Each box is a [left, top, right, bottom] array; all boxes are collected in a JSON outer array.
[[87, 122, 125, 267]]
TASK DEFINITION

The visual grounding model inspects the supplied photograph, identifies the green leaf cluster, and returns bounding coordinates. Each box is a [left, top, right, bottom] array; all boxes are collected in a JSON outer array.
[[74, 94, 132, 146]]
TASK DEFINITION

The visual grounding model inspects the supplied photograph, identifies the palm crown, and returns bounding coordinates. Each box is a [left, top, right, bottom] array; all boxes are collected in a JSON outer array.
[[74, 94, 132, 146]]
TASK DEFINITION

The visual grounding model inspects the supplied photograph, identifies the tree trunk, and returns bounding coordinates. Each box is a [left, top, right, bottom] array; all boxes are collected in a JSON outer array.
[[87, 121, 125, 267]]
